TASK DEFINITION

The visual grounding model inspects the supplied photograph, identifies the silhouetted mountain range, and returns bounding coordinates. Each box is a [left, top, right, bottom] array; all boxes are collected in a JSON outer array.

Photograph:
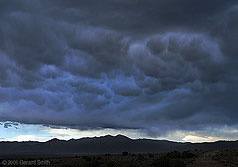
[[0, 135, 238, 155]]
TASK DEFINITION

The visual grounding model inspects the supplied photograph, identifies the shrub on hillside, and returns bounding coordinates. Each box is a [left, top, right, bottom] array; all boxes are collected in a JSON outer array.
[[169, 159, 186, 167], [122, 151, 129, 156], [83, 156, 92, 162], [167, 151, 181, 159], [104, 153, 111, 156], [151, 156, 170, 167], [148, 153, 154, 158], [182, 150, 196, 159], [137, 154, 146, 161], [106, 161, 115, 167], [151, 155, 186, 167], [86, 160, 101, 167]]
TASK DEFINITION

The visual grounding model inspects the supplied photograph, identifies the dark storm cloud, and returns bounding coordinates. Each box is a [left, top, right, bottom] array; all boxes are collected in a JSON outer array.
[[46, 0, 237, 34], [2, 122, 19, 129], [0, 0, 238, 137]]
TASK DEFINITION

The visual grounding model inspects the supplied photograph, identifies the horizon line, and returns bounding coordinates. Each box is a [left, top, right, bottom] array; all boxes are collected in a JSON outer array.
[[1, 134, 237, 144]]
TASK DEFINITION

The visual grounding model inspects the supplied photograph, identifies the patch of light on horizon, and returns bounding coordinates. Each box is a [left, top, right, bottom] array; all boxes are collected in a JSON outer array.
[[182, 135, 224, 143]]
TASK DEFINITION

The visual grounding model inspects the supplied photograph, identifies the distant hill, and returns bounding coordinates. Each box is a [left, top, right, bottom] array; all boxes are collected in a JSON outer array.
[[0, 135, 237, 155]]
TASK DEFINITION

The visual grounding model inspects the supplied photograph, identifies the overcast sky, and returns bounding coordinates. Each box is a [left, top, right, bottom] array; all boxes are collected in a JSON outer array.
[[0, 0, 238, 142]]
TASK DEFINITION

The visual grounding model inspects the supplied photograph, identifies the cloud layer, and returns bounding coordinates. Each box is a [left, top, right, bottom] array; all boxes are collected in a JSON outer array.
[[0, 0, 238, 137]]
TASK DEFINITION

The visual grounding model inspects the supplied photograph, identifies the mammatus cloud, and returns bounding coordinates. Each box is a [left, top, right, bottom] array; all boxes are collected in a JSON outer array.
[[0, 0, 238, 139]]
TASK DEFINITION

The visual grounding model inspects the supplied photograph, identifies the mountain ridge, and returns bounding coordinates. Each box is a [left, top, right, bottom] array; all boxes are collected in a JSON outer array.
[[0, 135, 237, 155]]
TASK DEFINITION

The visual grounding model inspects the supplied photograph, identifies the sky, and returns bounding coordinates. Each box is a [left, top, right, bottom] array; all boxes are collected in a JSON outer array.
[[0, 0, 238, 143]]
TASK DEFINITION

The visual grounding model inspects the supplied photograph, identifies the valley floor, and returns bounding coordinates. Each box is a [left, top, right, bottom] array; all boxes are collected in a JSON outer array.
[[0, 149, 238, 167]]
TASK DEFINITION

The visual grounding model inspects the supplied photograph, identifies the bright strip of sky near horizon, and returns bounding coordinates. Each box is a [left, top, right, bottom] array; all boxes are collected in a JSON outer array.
[[1, 122, 238, 143]]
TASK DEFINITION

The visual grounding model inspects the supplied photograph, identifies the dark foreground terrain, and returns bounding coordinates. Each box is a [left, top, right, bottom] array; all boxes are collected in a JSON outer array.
[[0, 149, 238, 167], [0, 135, 238, 166]]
